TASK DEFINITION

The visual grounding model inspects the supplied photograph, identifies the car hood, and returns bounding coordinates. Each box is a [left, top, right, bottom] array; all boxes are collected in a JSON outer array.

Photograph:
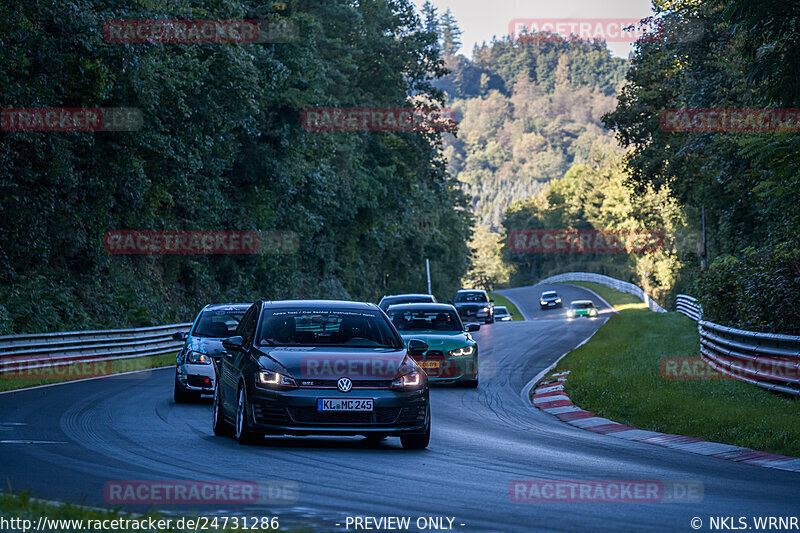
[[398, 331, 473, 351], [187, 336, 226, 357], [256, 346, 410, 380]]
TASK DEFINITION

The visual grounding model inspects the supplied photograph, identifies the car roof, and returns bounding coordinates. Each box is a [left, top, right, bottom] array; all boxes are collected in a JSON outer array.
[[570, 300, 596, 305], [386, 303, 456, 311], [542, 290, 558, 295], [380, 293, 434, 300], [262, 300, 379, 310], [203, 303, 251, 312], [495, 306, 508, 311], [456, 289, 486, 293]]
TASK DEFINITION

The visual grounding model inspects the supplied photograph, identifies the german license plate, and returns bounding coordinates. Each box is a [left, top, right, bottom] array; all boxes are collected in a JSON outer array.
[[419, 361, 440, 369], [317, 398, 373, 411]]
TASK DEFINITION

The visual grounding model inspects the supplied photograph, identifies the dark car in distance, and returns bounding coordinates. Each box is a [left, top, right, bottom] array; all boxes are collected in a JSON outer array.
[[173, 304, 250, 402], [540, 291, 562, 310], [452, 289, 494, 323], [212, 300, 431, 449], [378, 293, 437, 312]]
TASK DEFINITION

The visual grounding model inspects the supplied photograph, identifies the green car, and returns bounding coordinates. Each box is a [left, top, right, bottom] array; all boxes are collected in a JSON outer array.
[[386, 303, 480, 388], [567, 300, 599, 319]]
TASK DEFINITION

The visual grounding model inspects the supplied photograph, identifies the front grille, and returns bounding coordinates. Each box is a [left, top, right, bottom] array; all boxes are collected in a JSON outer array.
[[252, 403, 289, 424], [413, 350, 452, 378], [397, 404, 427, 424], [187, 375, 212, 388], [287, 407, 400, 425], [297, 379, 392, 389]]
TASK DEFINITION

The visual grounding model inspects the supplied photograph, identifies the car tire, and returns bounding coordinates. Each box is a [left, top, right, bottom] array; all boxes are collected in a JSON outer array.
[[212, 381, 233, 437], [401, 421, 430, 450], [460, 378, 479, 388], [235, 385, 261, 445], [173, 374, 192, 403]]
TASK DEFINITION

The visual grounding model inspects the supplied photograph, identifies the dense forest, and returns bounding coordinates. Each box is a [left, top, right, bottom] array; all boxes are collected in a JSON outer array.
[[0, 0, 472, 334], [603, 0, 800, 333]]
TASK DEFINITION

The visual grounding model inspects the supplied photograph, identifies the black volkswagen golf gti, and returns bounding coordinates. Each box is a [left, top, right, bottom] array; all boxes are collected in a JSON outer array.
[[212, 300, 431, 449]]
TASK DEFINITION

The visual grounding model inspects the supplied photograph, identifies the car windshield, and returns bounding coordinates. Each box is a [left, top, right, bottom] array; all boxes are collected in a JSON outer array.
[[257, 308, 402, 349], [495, 307, 509, 315], [572, 302, 596, 309], [193, 310, 245, 338], [454, 292, 487, 303], [542, 292, 558, 299], [388, 309, 463, 332]]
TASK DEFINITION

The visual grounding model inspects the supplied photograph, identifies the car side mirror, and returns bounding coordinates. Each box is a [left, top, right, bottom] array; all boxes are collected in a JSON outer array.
[[222, 336, 244, 352], [489, 299, 494, 304], [447, 299, 454, 305], [407, 339, 429, 356], [172, 331, 188, 341], [466, 323, 480, 332]]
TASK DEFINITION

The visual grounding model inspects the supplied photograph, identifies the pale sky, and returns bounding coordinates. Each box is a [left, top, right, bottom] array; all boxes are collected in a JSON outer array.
[[416, 0, 655, 58]]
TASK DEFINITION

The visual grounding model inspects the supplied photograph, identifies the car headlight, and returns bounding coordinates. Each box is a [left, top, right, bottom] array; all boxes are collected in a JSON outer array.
[[567, 310, 574, 317], [256, 370, 298, 389], [555, 298, 561, 303], [481, 306, 489, 312], [448, 345, 475, 357], [391, 370, 426, 390], [590, 308, 598, 316], [186, 351, 211, 364]]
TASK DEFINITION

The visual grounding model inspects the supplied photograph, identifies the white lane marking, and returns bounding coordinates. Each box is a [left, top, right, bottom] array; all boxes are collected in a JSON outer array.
[[0, 366, 171, 396], [519, 318, 607, 408], [610, 429, 664, 441], [677, 441, 748, 456], [569, 417, 616, 428], [542, 405, 582, 414], [535, 384, 564, 393], [532, 394, 569, 404], [1, 440, 68, 444]]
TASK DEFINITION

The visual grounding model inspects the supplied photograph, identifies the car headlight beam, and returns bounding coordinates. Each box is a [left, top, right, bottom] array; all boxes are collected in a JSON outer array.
[[186, 351, 211, 365], [448, 345, 475, 357], [256, 371, 298, 389]]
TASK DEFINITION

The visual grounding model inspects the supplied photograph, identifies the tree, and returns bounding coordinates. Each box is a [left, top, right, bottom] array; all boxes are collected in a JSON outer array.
[[439, 8, 462, 56]]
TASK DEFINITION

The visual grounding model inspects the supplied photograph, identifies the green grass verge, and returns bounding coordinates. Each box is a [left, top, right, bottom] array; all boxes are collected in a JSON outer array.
[[0, 491, 309, 532], [544, 281, 800, 457], [489, 292, 524, 321], [0, 352, 177, 392]]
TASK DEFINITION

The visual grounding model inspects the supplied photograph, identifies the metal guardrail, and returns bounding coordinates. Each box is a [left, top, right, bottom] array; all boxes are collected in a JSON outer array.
[[0, 323, 191, 373], [699, 320, 800, 395], [675, 294, 702, 321], [538, 272, 667, 313], [673, 292, 800, 395]]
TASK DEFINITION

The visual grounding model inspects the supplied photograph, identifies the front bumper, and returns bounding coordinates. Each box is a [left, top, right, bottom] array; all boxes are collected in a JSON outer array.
[[246, 386, 429, 436], [177, 363, 215, 394], [414, 354, 477, 383]]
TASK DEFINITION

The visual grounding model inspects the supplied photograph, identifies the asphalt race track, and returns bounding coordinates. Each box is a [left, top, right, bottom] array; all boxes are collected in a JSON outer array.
[[1, 284, 798, 532]]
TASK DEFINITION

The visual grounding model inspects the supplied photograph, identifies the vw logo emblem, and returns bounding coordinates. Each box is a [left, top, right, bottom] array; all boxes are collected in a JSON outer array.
[[337, 377, 353, 393]]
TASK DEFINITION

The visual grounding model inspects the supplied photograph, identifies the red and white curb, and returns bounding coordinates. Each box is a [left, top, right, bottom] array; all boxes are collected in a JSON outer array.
[[534, 371, 800, 473]]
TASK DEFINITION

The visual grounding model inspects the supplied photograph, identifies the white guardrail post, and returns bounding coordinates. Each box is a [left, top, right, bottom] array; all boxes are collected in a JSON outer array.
[[0, 323, 192, 374]]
